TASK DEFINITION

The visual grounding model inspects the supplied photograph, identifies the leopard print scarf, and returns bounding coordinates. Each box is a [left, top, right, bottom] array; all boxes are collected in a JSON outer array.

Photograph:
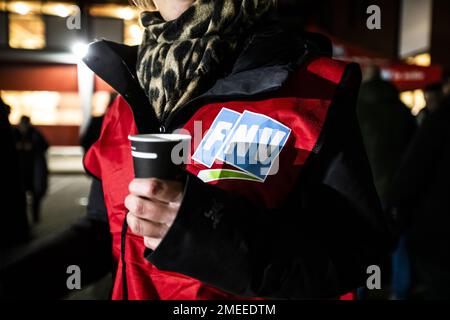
[[136, 0, 274, 120]]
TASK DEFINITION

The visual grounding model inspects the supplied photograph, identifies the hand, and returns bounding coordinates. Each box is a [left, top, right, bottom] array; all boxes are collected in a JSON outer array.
[[125, 178, 184, 250]]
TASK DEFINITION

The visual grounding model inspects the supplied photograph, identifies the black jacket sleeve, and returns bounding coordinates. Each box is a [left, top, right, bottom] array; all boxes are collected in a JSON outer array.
[[0, 178, 112, 299], [146, 65, 394, 299]]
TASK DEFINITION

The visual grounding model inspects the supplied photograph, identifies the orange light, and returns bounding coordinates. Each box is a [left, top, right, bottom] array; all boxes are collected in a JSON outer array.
[[406, 53, 431, 67], [13, 2, 30, 15], [400, 90, 426, 116]]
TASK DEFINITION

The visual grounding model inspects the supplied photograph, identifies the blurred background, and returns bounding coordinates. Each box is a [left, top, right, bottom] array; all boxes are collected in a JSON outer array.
[[0, 0, 449, 300]]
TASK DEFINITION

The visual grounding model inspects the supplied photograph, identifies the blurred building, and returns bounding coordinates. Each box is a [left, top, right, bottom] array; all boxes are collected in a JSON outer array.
[[0, 0, 143, 146], [1, 0, 449, 146], [280, 0, 449, 114]]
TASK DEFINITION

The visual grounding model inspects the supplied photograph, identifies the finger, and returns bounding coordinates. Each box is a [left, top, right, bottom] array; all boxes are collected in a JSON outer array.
[[143, 237, 161, 251], [126, 213, 168, 239], [129, 178, 183, 203], [124, 194, 178, 225]]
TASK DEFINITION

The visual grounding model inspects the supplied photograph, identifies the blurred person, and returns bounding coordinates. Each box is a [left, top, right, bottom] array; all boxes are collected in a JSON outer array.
[[391, 82, 450, 299], [0, 98, 29, 249], [0, 0, 394, 300], [442, 74, 450, 97], [389, 83, 445, 300], [80, 93, 118, 153], [357, 64, 417, 205], [417, 83, 446, 127], [356, 65, 416, 300], [0, 98, 11, 118], [12, 116, 49, 224]]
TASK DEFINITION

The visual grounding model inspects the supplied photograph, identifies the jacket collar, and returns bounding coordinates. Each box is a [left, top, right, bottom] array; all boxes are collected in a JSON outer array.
[[83, 24, 331, 133], [83, 41, 160, 133]]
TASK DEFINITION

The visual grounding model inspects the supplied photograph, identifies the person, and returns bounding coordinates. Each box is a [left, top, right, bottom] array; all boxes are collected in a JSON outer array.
[[80, 93, 118, 153], [356, 65, 416, 299], [443, 74, 450, 97], [12, 116, 49, 224], [417, 83, 446, 127], [356, 64, 416, 206], [0, 98, 29, 249], [391, 82, 450, 299], [0, 98, 11, 117], [0, 0, 393, 300]]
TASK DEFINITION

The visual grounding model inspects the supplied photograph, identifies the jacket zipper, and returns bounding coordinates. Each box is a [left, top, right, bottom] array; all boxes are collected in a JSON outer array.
[[159, 94, 207, 133]]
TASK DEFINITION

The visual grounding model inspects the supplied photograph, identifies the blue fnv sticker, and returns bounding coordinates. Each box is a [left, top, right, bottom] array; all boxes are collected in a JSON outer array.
[[192, 108, 291, 182]]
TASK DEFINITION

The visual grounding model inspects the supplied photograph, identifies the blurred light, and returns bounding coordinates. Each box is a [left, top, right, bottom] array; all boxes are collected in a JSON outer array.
[[1, 91, 59, 125], [72, 42, 89, 59], [406, 53, 431, 67], [2, 91, 82, 126], [400, 91, 414, 108], [41, 3, 78, 18], [92, 92, 111, 117], [90, 4, 139, 20], [9, 13, 45, 49], [412, 89, 426, 115], [23, 38, 41, 48], [13, 2, 30, 15], [400, 89, 426, 116], [124, 20, 144, 46], [78, 197, 88, 207], [7, 1, 42, 15], [53, 4, 71, 17], [118, 7, 134, 20], [129, 24, 142, 38]]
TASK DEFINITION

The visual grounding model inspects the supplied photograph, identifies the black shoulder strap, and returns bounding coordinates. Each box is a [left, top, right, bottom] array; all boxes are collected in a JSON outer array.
[[83, 40, 159, 134]]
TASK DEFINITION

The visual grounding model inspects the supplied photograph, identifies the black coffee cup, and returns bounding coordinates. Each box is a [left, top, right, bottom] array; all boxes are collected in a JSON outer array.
[[128, 134, 192, 180]]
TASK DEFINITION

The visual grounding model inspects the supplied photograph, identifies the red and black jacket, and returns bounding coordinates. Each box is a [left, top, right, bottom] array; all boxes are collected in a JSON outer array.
[[80, 23, 394, 300], [0, 24, 394, 300]]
